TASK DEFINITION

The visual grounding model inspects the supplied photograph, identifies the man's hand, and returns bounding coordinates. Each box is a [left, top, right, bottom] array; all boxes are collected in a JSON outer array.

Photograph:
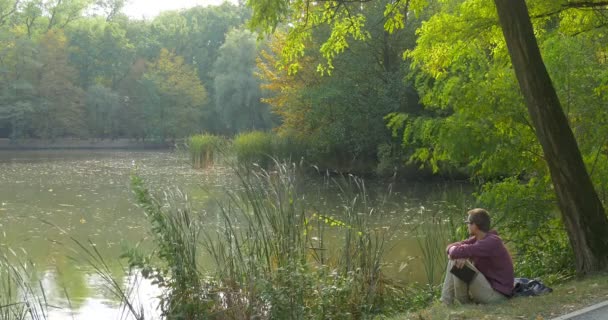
[[454, 258, 467, 269]]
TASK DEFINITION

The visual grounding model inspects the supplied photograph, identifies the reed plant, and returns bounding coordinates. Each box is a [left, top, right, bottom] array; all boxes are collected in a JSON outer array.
[[200, 161, 406, 319], [71, 238, 145, 320], [232, 131, 273, 168], [188, 134, 222, 169]]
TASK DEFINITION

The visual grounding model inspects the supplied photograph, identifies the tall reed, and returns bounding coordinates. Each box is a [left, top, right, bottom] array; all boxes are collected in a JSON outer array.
[[232, 131, 273, 168], [188, 134, 222, 169], [200, 161, 404, 319], [127, 160, 409, 319]]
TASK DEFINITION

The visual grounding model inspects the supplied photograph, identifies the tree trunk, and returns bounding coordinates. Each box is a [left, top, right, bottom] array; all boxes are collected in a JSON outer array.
[[493, 0, 608, 274]]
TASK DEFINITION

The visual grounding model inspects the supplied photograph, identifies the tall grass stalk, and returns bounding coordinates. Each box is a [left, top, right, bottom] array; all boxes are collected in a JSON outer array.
[[128, 160, 408, 318], [70, 239, 145, 320], [413, 210, 450, 288]]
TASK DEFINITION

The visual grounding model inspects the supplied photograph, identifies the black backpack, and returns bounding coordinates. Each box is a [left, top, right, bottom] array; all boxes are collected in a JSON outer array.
[[513, 278, 553, 297]]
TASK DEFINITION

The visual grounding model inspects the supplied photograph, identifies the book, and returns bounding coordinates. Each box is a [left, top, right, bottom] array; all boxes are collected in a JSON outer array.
[[450, 264, 478, 284]]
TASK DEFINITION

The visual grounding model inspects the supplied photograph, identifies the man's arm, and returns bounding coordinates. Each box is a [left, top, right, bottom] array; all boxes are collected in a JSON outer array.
[[449, 237, 499, 259], [445, 236, 477, 255]]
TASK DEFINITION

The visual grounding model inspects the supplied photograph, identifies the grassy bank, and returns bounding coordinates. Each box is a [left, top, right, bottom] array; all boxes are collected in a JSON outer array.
[[389, 273, 608, 320]]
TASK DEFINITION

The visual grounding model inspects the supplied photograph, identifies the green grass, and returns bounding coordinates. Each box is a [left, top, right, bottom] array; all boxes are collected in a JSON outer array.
[[384, 273, 608, 320]]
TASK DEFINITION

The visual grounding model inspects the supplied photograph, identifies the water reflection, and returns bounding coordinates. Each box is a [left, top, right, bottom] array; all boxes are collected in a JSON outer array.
[[0, 150, 472, 319]]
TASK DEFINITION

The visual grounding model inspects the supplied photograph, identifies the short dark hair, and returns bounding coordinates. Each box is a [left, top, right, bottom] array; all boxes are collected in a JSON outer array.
[[468, 208, 491, 232]]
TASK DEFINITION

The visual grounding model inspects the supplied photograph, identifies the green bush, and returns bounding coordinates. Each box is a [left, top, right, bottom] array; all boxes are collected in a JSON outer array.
[[233, 131, 274, 168], [188, 134, 222, 169]]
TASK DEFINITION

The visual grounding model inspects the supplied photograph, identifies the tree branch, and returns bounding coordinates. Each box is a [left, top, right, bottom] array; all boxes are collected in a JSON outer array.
[[0, 0, 20, 26], [566, 1, 608, 9], [532, 0, 608, 19]]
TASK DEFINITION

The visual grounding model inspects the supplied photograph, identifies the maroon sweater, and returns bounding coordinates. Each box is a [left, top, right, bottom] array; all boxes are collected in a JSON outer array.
[[447, 230, 514, 296]]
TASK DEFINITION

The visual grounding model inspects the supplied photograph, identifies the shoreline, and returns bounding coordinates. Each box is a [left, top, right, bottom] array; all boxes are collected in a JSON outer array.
[[0, 138, 174, 150]]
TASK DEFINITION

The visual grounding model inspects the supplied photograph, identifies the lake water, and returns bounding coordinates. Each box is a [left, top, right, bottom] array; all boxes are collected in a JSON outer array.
[[0, 150, 472, 319]]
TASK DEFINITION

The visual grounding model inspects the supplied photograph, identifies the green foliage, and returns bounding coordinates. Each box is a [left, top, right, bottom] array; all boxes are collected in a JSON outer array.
[[375, 142, 405, 176], [0, 2, 253, 140], [398, 0, 608, 280], [271, 131, 308, 162], [233, 130, 274, 168], [33, 30, 86, 139], [248, 0, 427, 74], [256, 3, 424, 174], [141, 48, 208, 140], [188, 133, 222, 169]]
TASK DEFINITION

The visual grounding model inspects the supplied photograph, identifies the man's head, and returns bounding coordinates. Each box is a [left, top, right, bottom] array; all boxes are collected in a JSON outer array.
[[466, 208, 491, 236]]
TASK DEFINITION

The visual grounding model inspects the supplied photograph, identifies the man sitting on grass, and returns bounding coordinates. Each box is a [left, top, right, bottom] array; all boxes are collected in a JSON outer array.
[[441, 208, 514, 305]]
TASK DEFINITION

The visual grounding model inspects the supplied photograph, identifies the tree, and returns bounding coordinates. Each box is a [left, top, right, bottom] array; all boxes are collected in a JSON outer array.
[[33, 29, 85, 138], [213, 28, 271, 133], [0, 26, 37, 139], [150, 4, 246, 132], [247, 0, 608, 273], [492, 0, 608, 274], [141, 48, 207, 139], [256, 4, 420, 172], [85, 84, 123, 138]]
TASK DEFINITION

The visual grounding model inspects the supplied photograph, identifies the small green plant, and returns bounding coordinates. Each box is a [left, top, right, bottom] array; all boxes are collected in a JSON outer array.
[[188, 134, 222, 169], [232, 131, 273, 168]]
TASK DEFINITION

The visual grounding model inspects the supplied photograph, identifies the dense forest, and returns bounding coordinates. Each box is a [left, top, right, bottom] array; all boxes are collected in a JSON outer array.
[[0, 0, 271, 140]]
